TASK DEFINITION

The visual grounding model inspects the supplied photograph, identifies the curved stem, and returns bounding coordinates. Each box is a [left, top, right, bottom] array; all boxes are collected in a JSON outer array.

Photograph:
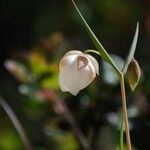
[[119, 75, 132, 150], [84, 49, 101, 56], [0, 96, 32, 150]]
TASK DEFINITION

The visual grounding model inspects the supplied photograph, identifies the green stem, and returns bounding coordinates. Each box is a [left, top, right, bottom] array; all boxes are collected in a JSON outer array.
[[84, 49, 101, 56], [119, 115, 124, 150], [119, 75, 132, 150]]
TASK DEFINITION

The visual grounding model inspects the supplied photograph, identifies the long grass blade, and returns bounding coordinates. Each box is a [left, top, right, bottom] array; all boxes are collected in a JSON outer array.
[[72, 0, 121, 75]]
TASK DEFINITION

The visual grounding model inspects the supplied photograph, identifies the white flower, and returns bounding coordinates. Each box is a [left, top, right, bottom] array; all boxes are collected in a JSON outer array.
[[58, 50, 99, 96]]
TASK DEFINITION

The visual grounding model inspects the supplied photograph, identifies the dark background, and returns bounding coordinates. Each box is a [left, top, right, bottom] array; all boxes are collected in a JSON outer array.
[[0, 0, 150, 150]]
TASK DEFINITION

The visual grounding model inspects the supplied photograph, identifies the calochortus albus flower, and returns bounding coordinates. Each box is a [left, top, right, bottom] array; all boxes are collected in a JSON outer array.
[[58, 50, 99, 95]]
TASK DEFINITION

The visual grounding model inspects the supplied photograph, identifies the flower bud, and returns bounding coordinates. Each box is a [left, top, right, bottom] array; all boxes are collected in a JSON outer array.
[[58, 50, 99, 95], [126, 58, 141, 91]]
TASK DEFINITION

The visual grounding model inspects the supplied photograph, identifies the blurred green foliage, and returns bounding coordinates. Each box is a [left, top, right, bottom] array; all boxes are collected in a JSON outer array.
[[0, 0, 150, 150]]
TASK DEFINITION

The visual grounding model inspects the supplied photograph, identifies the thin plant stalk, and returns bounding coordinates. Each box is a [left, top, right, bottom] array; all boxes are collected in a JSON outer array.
[[0, 96, 32, 150], [85, 50, 132, 150], [119, 115, 124, 150], [119, 75, 132, 150], [72, 1, 139, 150]]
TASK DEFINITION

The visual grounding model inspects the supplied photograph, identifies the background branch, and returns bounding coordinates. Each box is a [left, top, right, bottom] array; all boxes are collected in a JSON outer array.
[[0, 96, 33, 150]]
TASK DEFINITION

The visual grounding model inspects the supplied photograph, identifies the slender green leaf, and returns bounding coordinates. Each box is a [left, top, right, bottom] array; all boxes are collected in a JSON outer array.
[[122, 23, 139, 74], [72, 0, 121, 75]]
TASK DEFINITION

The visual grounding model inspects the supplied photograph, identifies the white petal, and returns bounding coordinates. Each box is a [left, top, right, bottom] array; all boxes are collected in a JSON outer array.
[[64, 50, 83, 57], [59, 54, 77, 68], [59, 53, 79, 95], [58, 51, 98, 96], [85, 54, 99, 75], [77, 64, 96, 90], [59, 65, 80, 95]]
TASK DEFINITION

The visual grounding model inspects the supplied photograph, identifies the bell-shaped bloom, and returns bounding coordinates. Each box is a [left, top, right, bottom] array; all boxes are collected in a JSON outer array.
[[58, 50, 99, 95]]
